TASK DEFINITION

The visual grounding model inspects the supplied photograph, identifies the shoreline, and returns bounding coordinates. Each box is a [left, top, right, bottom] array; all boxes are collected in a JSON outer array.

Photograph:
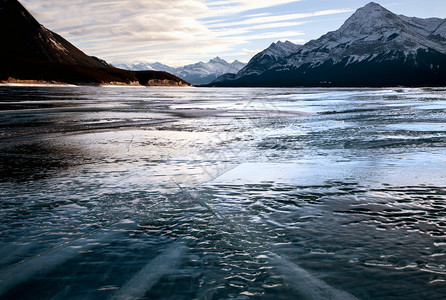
[[0, 78, 191, 87], [2, 80, 442, 90]]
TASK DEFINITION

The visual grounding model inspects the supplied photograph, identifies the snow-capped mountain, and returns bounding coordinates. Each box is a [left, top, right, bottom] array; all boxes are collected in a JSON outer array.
[[212, 2, 446, 87], [116, 57, 246, 85], [237, 41, 302, 77], [115, 62, 177, 74], [175, 57, 246, 85]]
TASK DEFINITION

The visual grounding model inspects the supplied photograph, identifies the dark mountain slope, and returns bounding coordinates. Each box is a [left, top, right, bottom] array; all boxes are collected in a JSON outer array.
[[0, 0, 188, 86], [0, 0, 105, 67]]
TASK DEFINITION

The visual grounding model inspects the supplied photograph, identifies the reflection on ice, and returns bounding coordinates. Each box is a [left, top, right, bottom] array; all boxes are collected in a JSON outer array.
[[271, 254, 358, 300], [0, 223, 131, 296], [212, 155, 446, 187], [111, 242, 187, 300]]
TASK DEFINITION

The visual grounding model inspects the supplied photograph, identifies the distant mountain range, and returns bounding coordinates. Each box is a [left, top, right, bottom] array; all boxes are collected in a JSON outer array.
[[211, 2, 446, 87], [116, 58, 246, 85], [0, 0, 188, 86]]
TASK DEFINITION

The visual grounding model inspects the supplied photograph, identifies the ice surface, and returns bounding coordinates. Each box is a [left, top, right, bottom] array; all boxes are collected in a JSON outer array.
[[111, 242, 187, 300], [271, 254, 358, 299], [1, 86, 446, 299]]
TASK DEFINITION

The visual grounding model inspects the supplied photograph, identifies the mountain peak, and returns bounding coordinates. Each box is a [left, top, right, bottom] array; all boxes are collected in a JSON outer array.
[[209, 57, 226, 64], [357, 2, 391, 17], [338, 1, 399, 36], [277, 40, 295, 46], [351, 1, 392, 19], [363, 2, 385, 10], [264, 40, 301, 57]]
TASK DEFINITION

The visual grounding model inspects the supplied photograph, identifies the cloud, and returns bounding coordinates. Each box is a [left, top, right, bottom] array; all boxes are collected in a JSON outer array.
[[207, 9, 353, 28], [243, 48, 265, 55], [245, 21, 308, 30], [20, 0, 351, 66], [203, 0, 303, 16]]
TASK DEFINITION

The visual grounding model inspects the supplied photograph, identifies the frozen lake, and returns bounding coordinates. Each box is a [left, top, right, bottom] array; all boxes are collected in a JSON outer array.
[[0, 85, 445, 299]]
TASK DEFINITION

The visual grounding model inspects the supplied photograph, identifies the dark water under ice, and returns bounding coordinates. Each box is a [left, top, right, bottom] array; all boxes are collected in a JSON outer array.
[[0, 85, 445, 299]]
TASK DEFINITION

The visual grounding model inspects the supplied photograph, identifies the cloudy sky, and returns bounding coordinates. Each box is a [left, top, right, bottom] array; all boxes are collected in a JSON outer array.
[[21, 0, 446, 66]]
